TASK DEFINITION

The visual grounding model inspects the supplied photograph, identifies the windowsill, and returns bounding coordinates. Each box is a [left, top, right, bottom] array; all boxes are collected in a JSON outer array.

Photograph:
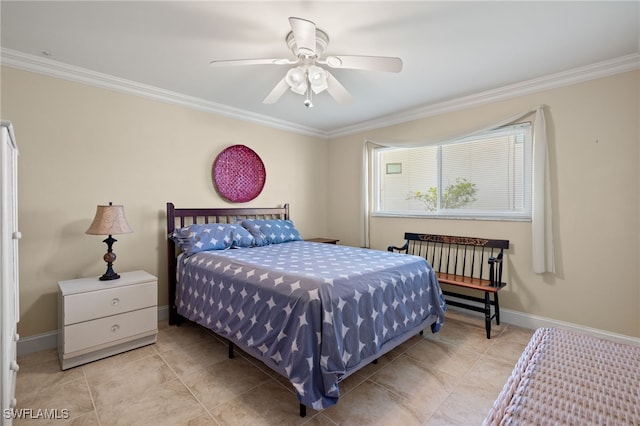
[[372, 212, 531, 222]]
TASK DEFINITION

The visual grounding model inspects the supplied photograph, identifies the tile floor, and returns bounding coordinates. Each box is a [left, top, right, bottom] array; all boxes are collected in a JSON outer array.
[[14, 310, 535, 425]]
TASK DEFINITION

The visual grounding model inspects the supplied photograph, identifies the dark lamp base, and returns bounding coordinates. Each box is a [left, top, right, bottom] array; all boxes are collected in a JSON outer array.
[[99, 270, 120, 281], [99, 263, 120, 281], [99, 236, 120, 281]]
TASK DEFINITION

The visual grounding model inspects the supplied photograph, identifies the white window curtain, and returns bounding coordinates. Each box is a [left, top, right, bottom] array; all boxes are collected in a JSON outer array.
[[363, 105, 555, 274]]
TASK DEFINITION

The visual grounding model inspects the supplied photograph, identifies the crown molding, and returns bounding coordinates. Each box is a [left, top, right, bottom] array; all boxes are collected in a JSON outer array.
[[328, 53, 640, 138], [2, 48, 638, 140], [0, 48, 326, 138]]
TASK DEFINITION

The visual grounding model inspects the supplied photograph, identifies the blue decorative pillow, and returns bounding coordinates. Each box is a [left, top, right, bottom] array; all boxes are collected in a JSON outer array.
[[229, 224, 255, 248], [170, 223, 254, 255], [240, 220, 268, 246], [241, 219, 303, 245]]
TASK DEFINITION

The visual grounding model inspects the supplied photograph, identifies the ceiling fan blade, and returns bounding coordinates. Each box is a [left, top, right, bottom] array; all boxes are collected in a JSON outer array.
[[263, 77, 289, 104], [323, 55, 403, 73], [210, 58, 296, 67], [289, 17, 317, 56], [325, 72, 352, 104]]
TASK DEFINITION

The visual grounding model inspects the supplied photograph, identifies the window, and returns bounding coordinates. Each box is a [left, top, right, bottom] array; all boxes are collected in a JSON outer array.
[[373, 123, 532, 220]]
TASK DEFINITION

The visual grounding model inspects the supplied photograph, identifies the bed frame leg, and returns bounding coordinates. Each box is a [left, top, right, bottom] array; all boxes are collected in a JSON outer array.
[[299, 403, 306, 417], [169, 308, 185, 327], [171, 313, 185, 327], [228, 342, 235, 359]]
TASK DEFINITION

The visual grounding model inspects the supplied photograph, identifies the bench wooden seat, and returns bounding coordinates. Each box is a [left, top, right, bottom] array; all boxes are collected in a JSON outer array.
[[388, 233, 509, 338]]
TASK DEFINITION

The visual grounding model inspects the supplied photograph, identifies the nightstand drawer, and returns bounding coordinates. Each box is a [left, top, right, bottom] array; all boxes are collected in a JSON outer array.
[[63, 306, 157, 354], [63, 281, 156, 325]]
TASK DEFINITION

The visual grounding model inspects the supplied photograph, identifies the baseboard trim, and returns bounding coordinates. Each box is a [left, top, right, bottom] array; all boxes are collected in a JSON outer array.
[[446, 304, 640, 346], [18, 304, 638, 355], [498, 307, 640, 346], [17, 330, 58, 357], [17, 305, 170, 356]]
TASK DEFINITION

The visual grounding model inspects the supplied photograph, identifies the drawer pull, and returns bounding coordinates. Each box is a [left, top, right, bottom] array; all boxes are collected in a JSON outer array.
[[111, 324, 120, 333], [10, 360, 19, 372], [111, 298, 120, 306], [10, 398, 17, 408], [14, 333, 19, 342], [13, 231, 22, 240]]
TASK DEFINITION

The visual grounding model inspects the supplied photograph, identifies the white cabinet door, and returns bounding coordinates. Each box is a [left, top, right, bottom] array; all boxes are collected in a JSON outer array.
[[1, 120, 19, 426]]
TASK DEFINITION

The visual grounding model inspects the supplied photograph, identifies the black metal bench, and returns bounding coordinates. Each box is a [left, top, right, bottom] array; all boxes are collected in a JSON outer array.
[[388, 233, 509, 338]]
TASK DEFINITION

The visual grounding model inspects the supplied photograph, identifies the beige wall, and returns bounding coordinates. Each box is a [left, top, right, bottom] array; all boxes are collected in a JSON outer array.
[[1, 66, 329, 337], [327, 70, 640, 337], [2, 65, 639, 340]]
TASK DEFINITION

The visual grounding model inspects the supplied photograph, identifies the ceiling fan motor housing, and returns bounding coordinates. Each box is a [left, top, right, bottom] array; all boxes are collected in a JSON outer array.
[[286, 28, 329, 59]]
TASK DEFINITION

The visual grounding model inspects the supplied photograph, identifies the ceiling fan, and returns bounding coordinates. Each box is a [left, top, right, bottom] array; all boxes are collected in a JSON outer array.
[[210, 17, 403, 108]]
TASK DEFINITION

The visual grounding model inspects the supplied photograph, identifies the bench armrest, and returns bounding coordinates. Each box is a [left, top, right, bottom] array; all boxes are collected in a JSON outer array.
[[387, 242, 409, 253]]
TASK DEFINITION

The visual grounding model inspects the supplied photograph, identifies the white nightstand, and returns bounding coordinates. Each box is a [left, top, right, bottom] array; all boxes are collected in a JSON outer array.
[[58, 270, 158, 370]]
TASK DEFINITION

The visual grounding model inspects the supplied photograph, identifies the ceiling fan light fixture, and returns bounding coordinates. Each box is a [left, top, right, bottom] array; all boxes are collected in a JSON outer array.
[[308, 65, 328, 94], [285, 67, 308, 94]]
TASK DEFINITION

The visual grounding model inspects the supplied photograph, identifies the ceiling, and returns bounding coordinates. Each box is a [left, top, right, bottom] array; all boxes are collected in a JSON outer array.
[[1, 1, 639, 137]]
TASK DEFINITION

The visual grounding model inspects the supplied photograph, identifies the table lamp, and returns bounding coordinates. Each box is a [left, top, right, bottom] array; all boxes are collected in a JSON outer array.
[[86, 202, 133, 281]]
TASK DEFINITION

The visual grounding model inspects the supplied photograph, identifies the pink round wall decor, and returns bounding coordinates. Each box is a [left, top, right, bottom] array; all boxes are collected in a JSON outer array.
[[212, 145, 266, 202]]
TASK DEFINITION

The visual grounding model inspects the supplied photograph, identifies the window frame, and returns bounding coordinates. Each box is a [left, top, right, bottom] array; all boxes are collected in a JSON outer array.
[[372, 123, 533, 221]]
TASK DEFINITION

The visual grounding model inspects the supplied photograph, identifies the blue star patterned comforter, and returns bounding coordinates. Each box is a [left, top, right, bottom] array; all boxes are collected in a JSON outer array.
[[176, 240, 446, 410]]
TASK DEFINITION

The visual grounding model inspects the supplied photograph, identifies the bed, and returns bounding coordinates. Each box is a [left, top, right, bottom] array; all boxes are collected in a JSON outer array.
[[484, 327, 640, 425], [166, 202, 446, 413]]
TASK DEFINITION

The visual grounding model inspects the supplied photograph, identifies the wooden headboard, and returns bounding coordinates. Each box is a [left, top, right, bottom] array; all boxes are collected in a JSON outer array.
[[166, 202, 290, 325]]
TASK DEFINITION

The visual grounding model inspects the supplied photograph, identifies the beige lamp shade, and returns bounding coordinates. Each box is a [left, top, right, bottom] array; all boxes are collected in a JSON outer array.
[[86, 204, 133, 235]]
